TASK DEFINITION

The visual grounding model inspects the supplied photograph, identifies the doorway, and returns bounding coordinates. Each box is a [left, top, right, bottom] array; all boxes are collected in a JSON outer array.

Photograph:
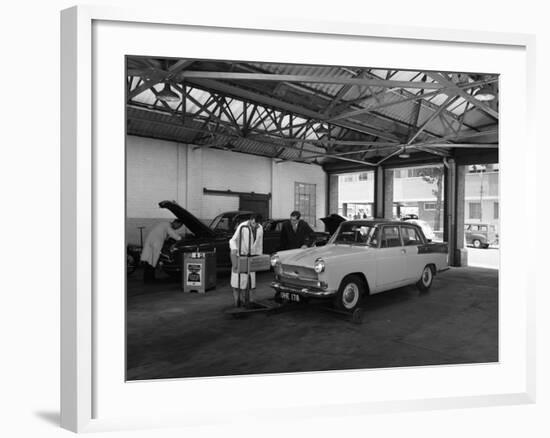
[[239, 195, 269, 221]]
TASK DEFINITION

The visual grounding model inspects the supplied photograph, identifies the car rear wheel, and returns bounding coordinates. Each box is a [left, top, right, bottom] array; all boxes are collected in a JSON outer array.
[[416, 265, 434, 292], [127, 254, 138, 276], [334, 275, 364, 311], [473, 239, 482, 248]]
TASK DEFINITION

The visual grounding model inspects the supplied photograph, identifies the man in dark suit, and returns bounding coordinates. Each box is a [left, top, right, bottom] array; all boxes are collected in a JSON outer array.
[[279, 210, 314, 250]]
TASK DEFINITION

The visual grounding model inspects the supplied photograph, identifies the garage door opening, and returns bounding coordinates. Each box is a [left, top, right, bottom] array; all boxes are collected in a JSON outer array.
[[464, 163, 499, 269], [389, 164, 445, 242], [337, 171, 375, 219]]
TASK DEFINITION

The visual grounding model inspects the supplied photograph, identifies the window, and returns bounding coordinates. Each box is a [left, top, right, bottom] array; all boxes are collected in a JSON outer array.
[[494, 202, 499, 219], [358, 172, 369, 181], [401, 226, 422, 246], [424, 202, 436, 211], [331, 222, 374, 245], [295, 182, 316, 227], [210, 214, 230, 231], [469, 202, 481, 219], [381, 226, 402, 248]]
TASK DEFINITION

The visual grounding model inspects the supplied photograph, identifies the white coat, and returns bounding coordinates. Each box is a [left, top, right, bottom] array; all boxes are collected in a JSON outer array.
[[140, 222, 182, 267], [229, 221, 263, 289]]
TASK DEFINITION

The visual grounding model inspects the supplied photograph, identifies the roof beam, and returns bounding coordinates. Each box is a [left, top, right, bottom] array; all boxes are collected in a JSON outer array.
[[127, 60, 194, 100], [415, 143, 498, 148], [426, 72, 499, 120], [406, 94, 459, 145], [328, 77, 497, 123], [187, 78, 401, 142], [180, 71, 446, 89]]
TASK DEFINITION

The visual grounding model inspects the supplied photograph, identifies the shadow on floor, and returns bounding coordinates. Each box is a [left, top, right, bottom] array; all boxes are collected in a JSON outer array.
[[34, 411, 60, 427]]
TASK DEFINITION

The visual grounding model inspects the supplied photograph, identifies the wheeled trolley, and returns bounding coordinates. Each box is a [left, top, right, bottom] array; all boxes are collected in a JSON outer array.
[[225, 223, 278, 317]]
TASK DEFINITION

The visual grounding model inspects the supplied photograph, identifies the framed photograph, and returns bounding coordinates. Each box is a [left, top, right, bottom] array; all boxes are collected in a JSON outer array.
[[61, 5, 536, 433]]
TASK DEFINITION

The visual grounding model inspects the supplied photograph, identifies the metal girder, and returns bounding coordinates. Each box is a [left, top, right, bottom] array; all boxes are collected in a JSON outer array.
[[179, 71, 446, 89], [186, 78, 401, 142], [328, 77, 497, 123], [426, 72, 499, 120], [409, 145, 451, 157], [127, 59, 194, 100], [407, 94, 459, 145], [416, 143, 498, 148]]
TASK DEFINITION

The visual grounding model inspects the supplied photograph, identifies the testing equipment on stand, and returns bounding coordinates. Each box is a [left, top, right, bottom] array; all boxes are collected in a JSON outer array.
[[182, 250, 217, 293]]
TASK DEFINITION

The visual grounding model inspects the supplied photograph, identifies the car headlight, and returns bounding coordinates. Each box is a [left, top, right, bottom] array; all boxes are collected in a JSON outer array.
[[314, 258, 325, 273], [270, 254, 281, 267]]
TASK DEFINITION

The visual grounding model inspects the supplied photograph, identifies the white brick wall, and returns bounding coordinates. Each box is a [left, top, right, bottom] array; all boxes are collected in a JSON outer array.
[[126, 136, 184, 219], [271, 161, 327, 230], [126, 135, 328, 243], [202, 148, 272, 194]]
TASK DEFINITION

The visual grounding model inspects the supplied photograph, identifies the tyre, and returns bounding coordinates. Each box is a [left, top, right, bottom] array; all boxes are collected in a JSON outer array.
[[127, 254, 137, 276], [416, 265, 434, 292], [473, 239, 482, 249], [334, 275, 365, 311]]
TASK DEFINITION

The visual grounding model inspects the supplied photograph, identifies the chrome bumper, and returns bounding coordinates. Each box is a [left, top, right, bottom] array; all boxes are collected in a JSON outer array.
[[271, 281, 336, 298]]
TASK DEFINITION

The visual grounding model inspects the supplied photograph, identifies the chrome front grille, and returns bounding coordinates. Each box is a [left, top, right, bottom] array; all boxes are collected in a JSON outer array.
[[280, 264, 318, 287]]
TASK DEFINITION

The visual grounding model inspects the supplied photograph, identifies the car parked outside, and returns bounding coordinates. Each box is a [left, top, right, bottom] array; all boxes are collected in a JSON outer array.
[[464, 223, 498, 248], [270, 220, 448, 311]]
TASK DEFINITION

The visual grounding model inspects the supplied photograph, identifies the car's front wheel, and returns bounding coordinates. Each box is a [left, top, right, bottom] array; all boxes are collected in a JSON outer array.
[[334, 275, 365, 311], [473, 239, 482, 248], [416, 265, 434, 292]]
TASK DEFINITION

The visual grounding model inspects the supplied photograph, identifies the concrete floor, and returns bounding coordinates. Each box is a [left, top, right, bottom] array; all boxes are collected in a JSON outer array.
[[467, 246, 500, 269], [126, 267, 498, 381]]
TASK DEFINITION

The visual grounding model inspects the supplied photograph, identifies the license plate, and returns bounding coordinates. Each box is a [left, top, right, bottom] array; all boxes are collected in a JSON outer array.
[[281, 292, 300, 302]]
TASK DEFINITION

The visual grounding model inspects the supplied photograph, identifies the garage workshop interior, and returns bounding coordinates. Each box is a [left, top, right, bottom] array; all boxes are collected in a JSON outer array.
[[125, 56, 498, 380]]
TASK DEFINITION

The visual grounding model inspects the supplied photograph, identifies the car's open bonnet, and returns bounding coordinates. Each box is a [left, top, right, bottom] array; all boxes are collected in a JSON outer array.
[[158, 200, 215, 237], [320, 214, 347, 234]]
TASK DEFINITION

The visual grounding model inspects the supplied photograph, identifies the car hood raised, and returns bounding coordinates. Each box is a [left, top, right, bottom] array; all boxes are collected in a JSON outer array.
[[158, 200, 215, 238], [320, 214, 347, 234], [278, 244, 371, 268]]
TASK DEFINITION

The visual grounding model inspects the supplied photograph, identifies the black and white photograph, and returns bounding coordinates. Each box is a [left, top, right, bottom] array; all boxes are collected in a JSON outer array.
[[125, 56, 499, 381]]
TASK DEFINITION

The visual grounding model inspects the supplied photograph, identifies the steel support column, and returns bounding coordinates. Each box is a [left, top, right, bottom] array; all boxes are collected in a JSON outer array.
[[374, 166, 385, 218], [328, 174, 339, 216], [383, 168, 394, 219], [444, 159, 467, 266]]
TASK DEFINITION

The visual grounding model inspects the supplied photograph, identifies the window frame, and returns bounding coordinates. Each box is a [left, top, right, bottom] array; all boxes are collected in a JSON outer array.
[[380, 225, 404, 248], [469, 202, 482, 220], [400, 225, 424, 246], [294, 182, 317, 228]]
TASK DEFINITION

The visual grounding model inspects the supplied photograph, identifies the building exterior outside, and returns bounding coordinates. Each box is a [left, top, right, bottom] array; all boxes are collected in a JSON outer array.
[[337, 164, 499, 238]]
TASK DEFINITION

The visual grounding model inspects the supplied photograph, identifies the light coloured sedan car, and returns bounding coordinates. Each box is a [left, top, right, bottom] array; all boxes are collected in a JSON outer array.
[[402, 218, 435, 241], [270, 220, 448, 311]]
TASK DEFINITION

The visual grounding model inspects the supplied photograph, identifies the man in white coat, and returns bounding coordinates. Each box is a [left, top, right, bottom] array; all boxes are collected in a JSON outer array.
[[140, 218, 184, 283], [229, 214, 263, 307]]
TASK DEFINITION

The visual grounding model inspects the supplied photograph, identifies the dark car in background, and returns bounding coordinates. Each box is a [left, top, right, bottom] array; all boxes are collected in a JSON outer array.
[[156, 201, 331, 275], [465, 223, 498, 248]]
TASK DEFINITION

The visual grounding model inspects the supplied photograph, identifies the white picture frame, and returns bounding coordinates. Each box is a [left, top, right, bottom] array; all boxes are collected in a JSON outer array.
[[60, 5, 536, 433]]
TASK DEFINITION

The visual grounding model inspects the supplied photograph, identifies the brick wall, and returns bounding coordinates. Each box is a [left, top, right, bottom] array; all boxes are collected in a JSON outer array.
[[126, 135, 327, 244]]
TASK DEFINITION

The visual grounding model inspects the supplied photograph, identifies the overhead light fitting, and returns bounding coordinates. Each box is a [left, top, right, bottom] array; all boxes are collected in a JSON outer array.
[[474, 85, 496, 102], [398, 148, 410, 159], [157, 83, 180, 102]]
